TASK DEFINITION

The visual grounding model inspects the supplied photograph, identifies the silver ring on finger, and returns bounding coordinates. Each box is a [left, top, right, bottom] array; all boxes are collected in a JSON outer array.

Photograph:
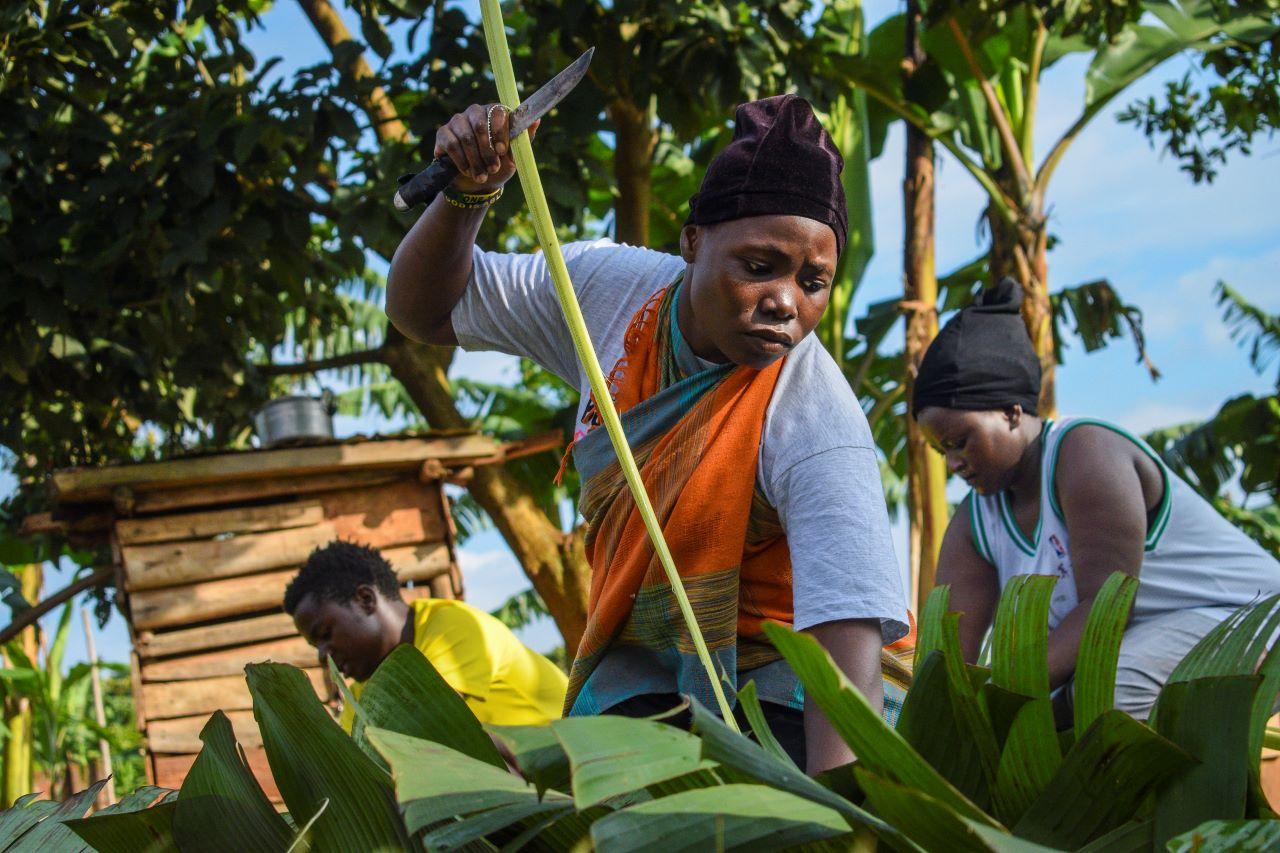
[[485, 103, 505, 149]]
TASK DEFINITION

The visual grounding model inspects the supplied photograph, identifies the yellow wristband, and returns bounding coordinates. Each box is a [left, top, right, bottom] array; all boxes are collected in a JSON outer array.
[[443, 186, 503, 209]]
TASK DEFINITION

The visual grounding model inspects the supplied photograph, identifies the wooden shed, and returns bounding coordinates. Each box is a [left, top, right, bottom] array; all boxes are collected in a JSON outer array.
[[36, 431, 516, 800]]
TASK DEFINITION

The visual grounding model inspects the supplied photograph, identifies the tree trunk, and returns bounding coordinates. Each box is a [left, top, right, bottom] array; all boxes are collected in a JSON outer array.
[[382, 332, 590, 653], [985, 201, 1056, 417], [297, 0, 592, 650], [903, 0, 949, 611], [608, 97, 657, 247], [1, 564, 41, 807]]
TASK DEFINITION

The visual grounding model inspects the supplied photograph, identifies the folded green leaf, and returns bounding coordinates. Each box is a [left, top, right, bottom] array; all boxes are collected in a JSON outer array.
[[245, 663, 410, 852], [173, 711, 292, 852], [855, 769, 1006, 853], [487, 723, 571, 798], [898, 651, 989, 809], [1074, 573, 1139, 740], [1014, 710, 1194, 848], [355, 644, 505, 769], [1153, 675, 1259, 848], [764, 622, 997, 827], [1166, 819, 1280, 852], [590, 784, 851, 852], [64, 802, 179, 853], [551, 715, 716, 810]]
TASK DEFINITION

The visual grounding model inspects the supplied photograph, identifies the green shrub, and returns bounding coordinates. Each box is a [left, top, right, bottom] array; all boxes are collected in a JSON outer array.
[[3, 573, 1279, 851]]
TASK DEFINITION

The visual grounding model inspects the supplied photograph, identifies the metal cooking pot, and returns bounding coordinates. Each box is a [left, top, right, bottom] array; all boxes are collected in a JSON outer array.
[[253, 391, 337, 448]]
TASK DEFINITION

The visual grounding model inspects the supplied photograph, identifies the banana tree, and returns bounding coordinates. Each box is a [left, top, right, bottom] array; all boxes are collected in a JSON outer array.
[[836, 0, 1280, 416]]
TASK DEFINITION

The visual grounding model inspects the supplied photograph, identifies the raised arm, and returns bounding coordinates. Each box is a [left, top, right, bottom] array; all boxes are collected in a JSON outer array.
[[936, 494, 1000, 664], [385, 104, 537, 345]]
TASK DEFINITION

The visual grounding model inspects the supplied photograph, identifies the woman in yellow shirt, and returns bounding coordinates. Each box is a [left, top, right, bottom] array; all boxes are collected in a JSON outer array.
[[284, 541, 567, 730]]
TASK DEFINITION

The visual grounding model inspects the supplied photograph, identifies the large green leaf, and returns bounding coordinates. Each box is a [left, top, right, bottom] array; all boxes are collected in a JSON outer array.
[[855, 769, 1008, 853], [63, 803, 178, 853], [897, 651, 988, 809], [551, 715, 717, 810], [687, 699, 904, 844], [353, 644, 505, 769], [763, 622, 997, 827], [367, 726, 575, 847], [1014, 710, 1194, 848], [244, 663, 410, 852], [1075, 820, 1151, 852], [92, 787, 172, 816], [939, 611, 1002, 792], [7, 780, 105, 853], [735, 681, 795, 768], [987, 575, 1061, 824], [1074, 573, 1139, 740], [172, 711, 292, 852], [589, 784, 851, 852], [487, 723, 571, 797], [0, 795, 59, 849], [1166, 819, 1280, 852], [992, 698, 1059, 826], [1084, 0, 1280, 113], [1153, 676, 1259, 848], [915, 586, 951, 671]]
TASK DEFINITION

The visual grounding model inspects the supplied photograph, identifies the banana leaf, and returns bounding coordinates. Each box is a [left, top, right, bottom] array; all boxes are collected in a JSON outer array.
[[0, 795, 59, 849], [63, 803, 178, 853], [352, 644, 505, 769], [897, 650, 989, 809], [172, 711, 293, 852], [736, 681, 795, 768], [7, 779, 105, 853], [687, 699, 904, 844], [855, 769, 1018, 853], [367, 726, 575, 846], [1013, 710, 1194, 848], [245, 663, 411, 852], [987, 576, 1060, 825], [939, 611, 1002, 792], [1153, 675, 1260, 848], [1073, 573, 1139, 740], [764, 623, 998, 827], [1075, 820, 1152, 852], [551, 716, 717, 809], [1166, 819, 1280, 852], [589, 784, 851, 852], [486, 723, 571, 797]]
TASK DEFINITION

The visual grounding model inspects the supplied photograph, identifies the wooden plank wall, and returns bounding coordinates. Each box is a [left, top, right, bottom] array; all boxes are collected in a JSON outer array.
[[117, 473, 462, 800]]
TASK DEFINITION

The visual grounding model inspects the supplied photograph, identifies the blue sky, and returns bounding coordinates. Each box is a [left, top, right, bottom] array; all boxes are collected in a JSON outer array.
[[12, 0, 1279, 666]]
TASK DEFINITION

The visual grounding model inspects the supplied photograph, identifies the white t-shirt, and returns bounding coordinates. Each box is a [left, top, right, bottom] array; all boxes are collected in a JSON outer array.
[[452, 238, 908, 640]]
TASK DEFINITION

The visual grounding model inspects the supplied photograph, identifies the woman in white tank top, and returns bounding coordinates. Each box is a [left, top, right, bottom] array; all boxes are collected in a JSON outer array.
[[911, 280, 1280, 720]]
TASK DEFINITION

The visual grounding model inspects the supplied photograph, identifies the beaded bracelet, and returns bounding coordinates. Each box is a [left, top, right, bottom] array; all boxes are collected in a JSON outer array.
[[443, 185, 503, 210]]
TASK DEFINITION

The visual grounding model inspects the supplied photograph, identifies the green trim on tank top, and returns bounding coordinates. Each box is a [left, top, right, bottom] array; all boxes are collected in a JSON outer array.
[[968, 493, 995, 564], [1045, 417, 1172, 552], [993, 418, 1053, 558]]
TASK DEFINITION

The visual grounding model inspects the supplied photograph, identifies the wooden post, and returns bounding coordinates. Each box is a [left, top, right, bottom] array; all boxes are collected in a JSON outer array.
[[2, 564, 41, 807], [81, 607, 116, 808]]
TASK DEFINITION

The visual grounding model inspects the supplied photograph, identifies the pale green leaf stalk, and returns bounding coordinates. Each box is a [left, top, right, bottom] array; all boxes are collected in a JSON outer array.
[[477, 0, 738, 728]]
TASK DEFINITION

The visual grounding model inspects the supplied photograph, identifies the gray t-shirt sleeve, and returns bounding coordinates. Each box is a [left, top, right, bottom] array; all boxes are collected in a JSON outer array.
[[771, 446, 908, 640], [760, 338, 908, 641]]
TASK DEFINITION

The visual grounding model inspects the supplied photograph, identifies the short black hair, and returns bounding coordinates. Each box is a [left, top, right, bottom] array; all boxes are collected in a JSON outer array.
[[283, 541, 402, 614]]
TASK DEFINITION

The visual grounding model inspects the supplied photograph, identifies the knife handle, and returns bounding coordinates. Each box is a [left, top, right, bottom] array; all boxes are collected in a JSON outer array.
[[393, 156, 461, 211]]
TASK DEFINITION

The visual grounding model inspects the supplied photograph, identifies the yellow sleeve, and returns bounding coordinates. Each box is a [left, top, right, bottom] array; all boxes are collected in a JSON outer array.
[[414, 602, 497, 704]]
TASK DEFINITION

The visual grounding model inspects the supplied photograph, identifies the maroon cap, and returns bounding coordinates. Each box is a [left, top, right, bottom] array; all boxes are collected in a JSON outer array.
[[686, 94, 848, 256]]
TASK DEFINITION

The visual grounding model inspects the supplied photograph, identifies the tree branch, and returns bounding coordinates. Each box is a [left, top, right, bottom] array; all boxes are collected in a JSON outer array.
[[260, 346, 387, 376], [296, 0, 410, 144], [0, 566, 114, 648]]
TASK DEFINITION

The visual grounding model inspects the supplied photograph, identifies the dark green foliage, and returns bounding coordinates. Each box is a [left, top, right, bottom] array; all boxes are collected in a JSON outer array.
[[5, 579, 1280, 849]]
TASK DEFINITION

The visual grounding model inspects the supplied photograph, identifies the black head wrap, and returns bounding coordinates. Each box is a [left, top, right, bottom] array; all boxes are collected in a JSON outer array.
[[686, 94, 848, 256], [912, 278, 1041, 417]]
